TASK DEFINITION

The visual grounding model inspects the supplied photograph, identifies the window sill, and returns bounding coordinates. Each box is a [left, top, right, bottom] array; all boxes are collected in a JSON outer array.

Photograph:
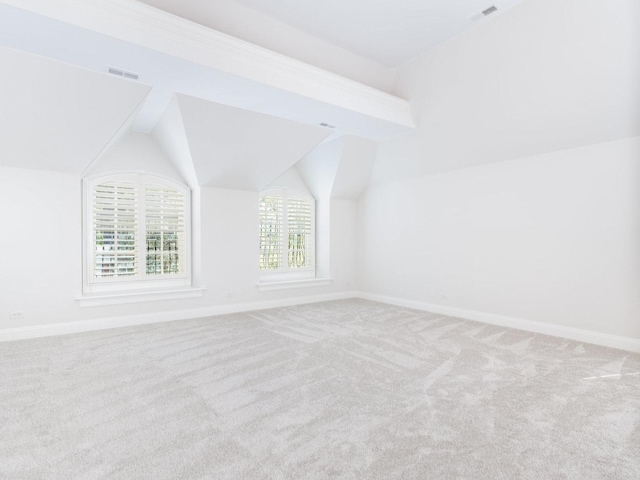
[[77, 286, 206, 307], [256, 277, 333, 292]]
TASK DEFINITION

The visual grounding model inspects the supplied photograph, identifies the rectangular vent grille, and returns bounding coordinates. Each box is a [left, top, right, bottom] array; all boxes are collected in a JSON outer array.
[[469, 5, 498, 21], [107, 66, 140, 81], [482, 5, 498, 16]]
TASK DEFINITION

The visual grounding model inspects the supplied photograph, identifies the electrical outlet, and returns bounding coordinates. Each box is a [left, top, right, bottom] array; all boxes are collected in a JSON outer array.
[[9, 311, 24, 320]]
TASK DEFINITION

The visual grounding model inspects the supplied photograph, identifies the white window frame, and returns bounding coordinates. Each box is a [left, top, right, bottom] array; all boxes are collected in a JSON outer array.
[[82, 172, 192, 296], [259, 188, 316, 281]]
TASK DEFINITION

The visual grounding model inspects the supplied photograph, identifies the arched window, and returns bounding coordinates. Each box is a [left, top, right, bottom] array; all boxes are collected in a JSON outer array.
[[259, 189, 315, 277], [83, 173, 191, 294]]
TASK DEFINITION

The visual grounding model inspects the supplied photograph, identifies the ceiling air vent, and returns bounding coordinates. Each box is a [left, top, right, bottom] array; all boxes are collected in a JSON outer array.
[[482, 5, 498, 16], [469, 5, 498, 22], [107, 66, 140, 81], [319, 122, 336, 129]]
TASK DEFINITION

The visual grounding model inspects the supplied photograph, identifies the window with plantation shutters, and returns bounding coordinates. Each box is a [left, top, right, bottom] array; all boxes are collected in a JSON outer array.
[[84, 173, 190, 294], [93, 180, 138, 278], [259, 189, 315, 276], [145, 184, 185, 276]]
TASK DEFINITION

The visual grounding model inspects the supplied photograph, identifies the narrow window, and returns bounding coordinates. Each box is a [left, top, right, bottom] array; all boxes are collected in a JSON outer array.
[[259, 189, 315, 277]]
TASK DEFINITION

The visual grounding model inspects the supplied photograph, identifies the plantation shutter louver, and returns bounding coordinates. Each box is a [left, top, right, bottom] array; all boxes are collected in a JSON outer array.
[[145, 183, 186, 276], [259, 195, 284, 270], [287, 197, 313, 268], [93, 180, 138, 278]]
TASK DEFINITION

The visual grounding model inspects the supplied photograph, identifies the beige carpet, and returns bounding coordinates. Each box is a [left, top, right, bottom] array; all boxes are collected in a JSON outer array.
[[1, 299, 639, 479]]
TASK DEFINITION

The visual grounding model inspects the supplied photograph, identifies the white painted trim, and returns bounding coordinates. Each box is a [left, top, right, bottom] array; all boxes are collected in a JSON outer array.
[[82, 172, 193, 294], [2, 0, 414, 129], [355, 292, 640, 354], [76, 287, 206, 308], [257, 278, 333, 292], [5, 289, 638, 354], [0, 291, 358, 342]]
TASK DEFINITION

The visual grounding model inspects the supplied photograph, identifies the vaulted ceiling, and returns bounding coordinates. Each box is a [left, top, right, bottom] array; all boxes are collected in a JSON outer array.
[[175, 94, 332, 191], [0, 46, 150, 173], [139, 0, 527, 67], [0, 0, 415, 187], [0, 1, 413, 139]]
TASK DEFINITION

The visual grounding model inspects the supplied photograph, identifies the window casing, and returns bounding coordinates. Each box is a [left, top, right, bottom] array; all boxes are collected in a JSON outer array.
[[259, 189, 315, 279], [83, 173, 191, 294]]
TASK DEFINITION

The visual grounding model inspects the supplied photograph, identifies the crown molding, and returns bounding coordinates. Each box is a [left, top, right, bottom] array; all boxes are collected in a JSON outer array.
[[2, 0, 415, 130]]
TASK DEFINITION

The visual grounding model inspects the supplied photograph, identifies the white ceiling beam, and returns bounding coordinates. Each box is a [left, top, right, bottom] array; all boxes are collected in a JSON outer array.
[[1, 0, 415, 130]]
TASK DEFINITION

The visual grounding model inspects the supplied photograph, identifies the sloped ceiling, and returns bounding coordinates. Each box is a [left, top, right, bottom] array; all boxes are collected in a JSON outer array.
[[331, 136, 378, 199], [155, 0, 526, 67], [136, 0, 395, 92], [0, 1, 414, 140], [176, 94, 332, 190], [0, 46, 151, 173], [370, 0, 640, 184], [296, 135, 378, 200], [152, 96, 199, 188], [296, 138, 344, 200], [85, 132, 185, 183]]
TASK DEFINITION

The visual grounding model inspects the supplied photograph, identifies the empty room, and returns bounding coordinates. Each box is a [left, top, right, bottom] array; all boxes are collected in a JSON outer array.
[[1, 0, 639, 478]]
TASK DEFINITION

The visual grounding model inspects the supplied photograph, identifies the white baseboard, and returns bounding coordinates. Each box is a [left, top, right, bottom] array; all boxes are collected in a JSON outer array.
[[0, 291, 358, 343], [355, 291, 640, 353], [4, 290, 639, 354]]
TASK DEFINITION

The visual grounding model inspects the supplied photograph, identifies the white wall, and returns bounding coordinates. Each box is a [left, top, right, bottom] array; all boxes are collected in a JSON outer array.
[[0, 150, 357, 332], [0, 167, 81, 329], [201, 188, 356, 297], [357, 0, 640, 345], [358, 136, 640, 340], [329, 199, 358, 291]]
